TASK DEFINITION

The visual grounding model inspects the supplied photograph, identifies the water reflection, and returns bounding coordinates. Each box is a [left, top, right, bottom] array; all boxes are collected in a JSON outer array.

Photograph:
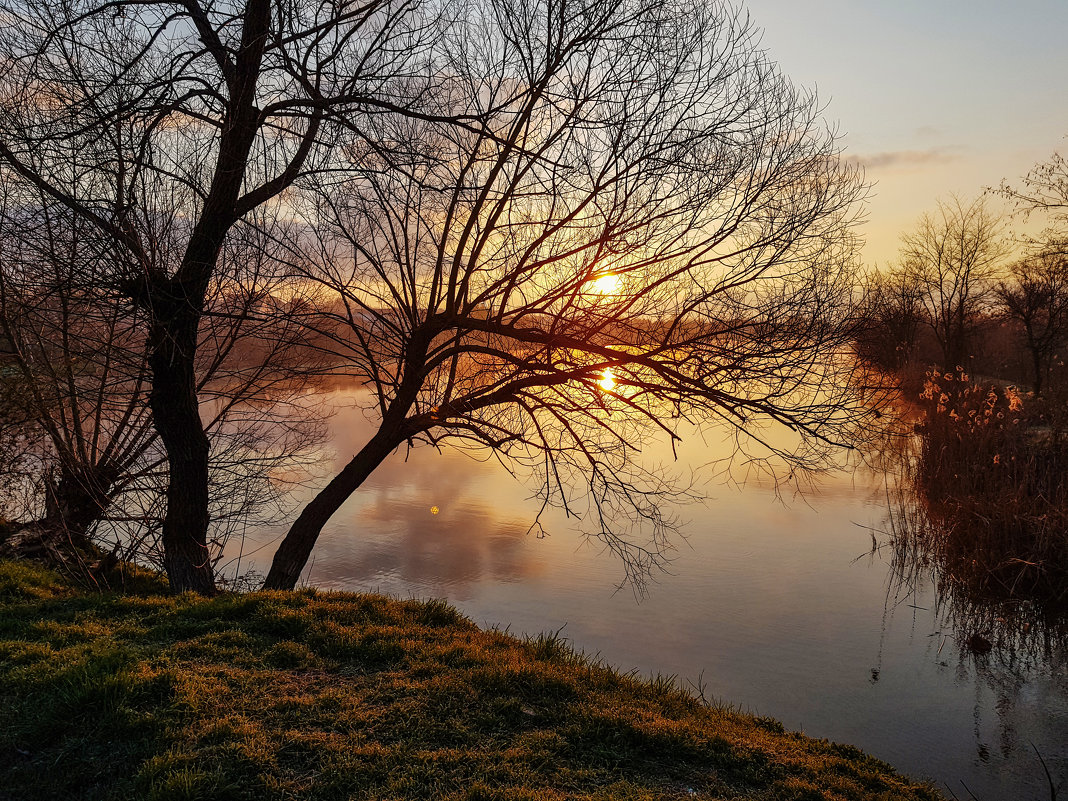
[[862, 387, 1068, 799], [880, 494, 1068, 659], [875, 546, 1068, 798], [250, 391, 545, 598], [309, 488, 542, 597], [870, 484, 1068, 795], [231, 384, 1068, 800]]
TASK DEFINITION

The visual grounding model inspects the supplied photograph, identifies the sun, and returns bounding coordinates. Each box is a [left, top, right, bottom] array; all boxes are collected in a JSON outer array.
[[589, 272, 621, 295], [598, 367, 616, 392]]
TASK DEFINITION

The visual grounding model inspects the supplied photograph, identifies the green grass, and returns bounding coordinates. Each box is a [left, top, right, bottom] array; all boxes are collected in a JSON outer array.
[[0, 560, 942, 800]]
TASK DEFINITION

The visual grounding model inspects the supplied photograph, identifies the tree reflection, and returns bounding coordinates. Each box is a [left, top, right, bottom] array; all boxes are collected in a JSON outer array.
[[295, 403, 545, 596]]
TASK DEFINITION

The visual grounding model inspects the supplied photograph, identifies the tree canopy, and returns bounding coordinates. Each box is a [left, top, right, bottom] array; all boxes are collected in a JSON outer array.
[[0, 0, 872, 593], [262, 0, 872, 589]]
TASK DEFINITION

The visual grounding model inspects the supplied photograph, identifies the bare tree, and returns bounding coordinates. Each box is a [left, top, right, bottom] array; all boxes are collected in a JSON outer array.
[[263, 0, 871, 590], [0, 0, 475, 592], [998, 149, 1068, 232], [992, 147, 1068, 394], [0, 185, 152, 550], [995, 247, 1068, 395], [855, 265, 924, 370], [899, 196, 1010, 369], [0, 179, 324, 573]]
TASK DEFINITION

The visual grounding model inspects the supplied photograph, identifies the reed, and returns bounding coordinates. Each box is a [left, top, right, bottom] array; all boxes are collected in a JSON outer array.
[[910, 368, 1068, 603]]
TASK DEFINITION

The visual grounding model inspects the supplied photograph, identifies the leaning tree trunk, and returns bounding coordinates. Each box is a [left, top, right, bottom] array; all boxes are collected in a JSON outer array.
[[262, 425, 402, 590], [263, 330, 432, 591]]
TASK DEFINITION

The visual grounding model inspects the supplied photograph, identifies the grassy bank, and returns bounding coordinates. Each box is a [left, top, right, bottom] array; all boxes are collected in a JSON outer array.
[[0, 561, 941, 800]]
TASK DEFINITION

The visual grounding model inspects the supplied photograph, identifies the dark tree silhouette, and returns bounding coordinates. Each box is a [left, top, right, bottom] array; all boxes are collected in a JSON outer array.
[[995, 247, 1068, 395], [0, 186, 151, 548], [856, 265, 925, 370], [262, 0, 871, 590], [993, 147, 1068, 394], [899, 196, 1009, 369], [0, 180, 324, 571], [0, 0, 474, 591]]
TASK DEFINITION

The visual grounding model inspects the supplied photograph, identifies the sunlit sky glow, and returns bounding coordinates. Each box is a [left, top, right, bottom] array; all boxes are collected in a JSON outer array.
[[590, 272, 622, 295], [746, 0, 1068, 266]]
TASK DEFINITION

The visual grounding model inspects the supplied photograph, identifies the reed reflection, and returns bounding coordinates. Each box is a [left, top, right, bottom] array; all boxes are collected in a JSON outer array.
[[858, 378, 1068, 789], [864, 368, 1068, 663]]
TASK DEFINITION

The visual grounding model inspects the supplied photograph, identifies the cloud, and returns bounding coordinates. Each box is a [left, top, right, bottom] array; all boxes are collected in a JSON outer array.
[[847, 148, 962, 170]]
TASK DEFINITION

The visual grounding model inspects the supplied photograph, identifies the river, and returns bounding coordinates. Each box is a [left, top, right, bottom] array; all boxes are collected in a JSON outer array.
[[225, 387, 1068, 800]]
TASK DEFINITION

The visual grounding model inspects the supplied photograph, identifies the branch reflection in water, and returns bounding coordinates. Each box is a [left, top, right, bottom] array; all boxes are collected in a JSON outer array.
[[223, 374, 1068, 800]]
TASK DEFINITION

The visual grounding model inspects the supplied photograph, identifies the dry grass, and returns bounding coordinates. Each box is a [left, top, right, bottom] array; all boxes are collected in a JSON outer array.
[[907, 369, 1068, 603]]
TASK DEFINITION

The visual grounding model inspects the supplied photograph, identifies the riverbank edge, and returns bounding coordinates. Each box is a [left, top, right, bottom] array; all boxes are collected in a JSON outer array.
[[0, 559, 943, 800]]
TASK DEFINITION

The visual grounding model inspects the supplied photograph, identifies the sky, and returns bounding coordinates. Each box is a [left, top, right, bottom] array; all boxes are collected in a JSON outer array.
[[744, 0, 1068, 266]]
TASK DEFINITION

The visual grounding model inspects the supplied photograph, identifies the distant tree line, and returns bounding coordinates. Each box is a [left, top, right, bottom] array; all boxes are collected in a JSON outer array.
[[856, 158, 1068, 607], [856, 161, 1068, 396]]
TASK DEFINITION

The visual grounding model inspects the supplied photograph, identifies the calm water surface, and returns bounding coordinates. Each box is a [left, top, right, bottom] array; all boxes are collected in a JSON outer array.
[[230, 389, 1068, 800]]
